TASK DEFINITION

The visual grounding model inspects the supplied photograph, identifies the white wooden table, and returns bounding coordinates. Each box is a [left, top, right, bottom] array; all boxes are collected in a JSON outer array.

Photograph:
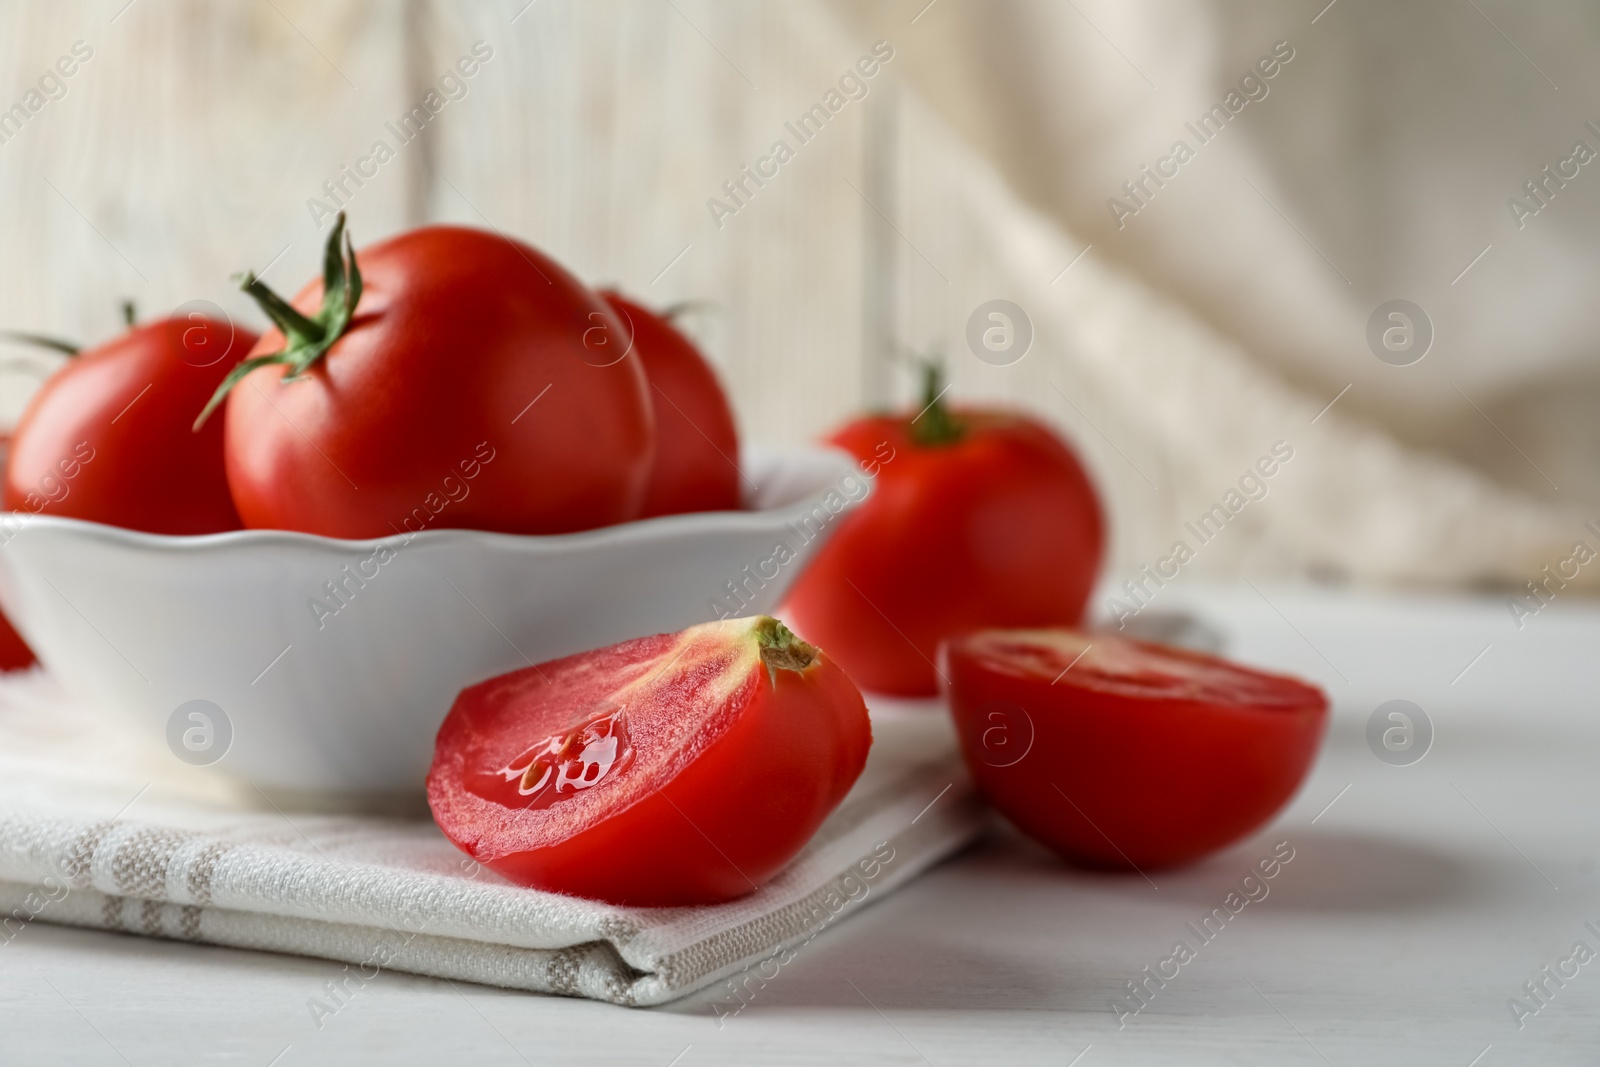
[[3, 584, 1596, 1065]]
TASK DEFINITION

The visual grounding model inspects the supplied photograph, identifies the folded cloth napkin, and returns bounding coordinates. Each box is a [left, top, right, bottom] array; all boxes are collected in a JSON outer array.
[[0, 670, 981, 1006]]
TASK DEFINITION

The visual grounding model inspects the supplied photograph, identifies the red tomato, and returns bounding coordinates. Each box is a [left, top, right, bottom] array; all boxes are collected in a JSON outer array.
[[0, 433, 32, 668], [428, 616, 872, 906], [0, 610, 32, 671], [4, 317, 255, 534], [784, 372, 1104, 696], [600, 292, 741, 517], [215, 216, 653, 538], [945, 628, 1328, 869]]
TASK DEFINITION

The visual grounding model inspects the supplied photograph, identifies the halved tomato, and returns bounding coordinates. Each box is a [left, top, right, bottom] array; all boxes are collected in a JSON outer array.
[[428, 616, 872, 906], [945, 628, 1327, 869]]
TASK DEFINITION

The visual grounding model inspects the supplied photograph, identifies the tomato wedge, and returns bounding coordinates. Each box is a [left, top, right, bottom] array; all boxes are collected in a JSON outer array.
[[428, 616, 872, 906], [945, 628, 1327, 869]]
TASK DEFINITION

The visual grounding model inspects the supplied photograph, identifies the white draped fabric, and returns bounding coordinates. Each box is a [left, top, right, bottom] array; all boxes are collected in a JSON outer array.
[[0, 0, 1592, 598]]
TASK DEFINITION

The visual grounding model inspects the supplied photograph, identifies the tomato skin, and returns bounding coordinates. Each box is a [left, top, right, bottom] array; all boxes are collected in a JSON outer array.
[[223, 226, 654, 538], [428, 617, 872, 906], [601, 292, 741, 517], [4, 318, 255, 534], [784, 410, 1104, 696], [945, 629, 1327, 870], [0, 434, 33, 668], [0, 610, 32, 671]]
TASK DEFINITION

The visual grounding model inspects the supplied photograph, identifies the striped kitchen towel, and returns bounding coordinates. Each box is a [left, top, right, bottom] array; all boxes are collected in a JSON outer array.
[[0, 670, 980, 1006]]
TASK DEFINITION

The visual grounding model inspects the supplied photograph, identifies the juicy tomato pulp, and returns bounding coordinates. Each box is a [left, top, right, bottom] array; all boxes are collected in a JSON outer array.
[[222, 225, 654, 538], [785, 405, 1104, 696], [5, 317, 255, 534], [945, 629, 1327, 870], [428, 617, 872, 906], [601, 292, 741, 517]]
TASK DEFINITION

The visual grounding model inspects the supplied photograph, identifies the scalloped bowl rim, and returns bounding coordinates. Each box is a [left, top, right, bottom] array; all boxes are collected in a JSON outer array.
[[0, 445, 866, 553]]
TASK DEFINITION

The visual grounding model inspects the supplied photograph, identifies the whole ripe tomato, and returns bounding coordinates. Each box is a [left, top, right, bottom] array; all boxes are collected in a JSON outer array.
[[945, 628, 1327, 869], [428, 615, 872, 906], [5, 314, 255, 534], [784, 368, 1104, 696], [599, 291, 741, 517], [211, 215, 654, 538]]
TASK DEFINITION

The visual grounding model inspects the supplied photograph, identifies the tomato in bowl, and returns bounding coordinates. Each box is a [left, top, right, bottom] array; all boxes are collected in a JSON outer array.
[[944, 628, 1327, 870], [599, 291, 742, 518]]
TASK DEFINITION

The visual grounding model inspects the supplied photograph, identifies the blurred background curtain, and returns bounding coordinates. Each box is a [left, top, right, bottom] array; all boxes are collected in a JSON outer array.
[[0, 0, 1592, 592]]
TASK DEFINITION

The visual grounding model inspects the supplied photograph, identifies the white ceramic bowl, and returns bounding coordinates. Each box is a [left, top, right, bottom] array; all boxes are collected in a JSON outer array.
[[0, 447, 868, 803]]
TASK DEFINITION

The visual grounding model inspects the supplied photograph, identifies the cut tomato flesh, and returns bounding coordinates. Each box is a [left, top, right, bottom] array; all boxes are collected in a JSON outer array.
[[428, 617, 872, 906], [945, 628, 1327, 870], [480, 706, 634, 811], [956, 629, 1323, 708]]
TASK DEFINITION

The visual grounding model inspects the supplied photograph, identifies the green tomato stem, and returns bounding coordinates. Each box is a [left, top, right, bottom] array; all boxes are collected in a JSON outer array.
[[0, 331, 79, 358], [193, 211, 363, 431], [909, 360, 964, 447]]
